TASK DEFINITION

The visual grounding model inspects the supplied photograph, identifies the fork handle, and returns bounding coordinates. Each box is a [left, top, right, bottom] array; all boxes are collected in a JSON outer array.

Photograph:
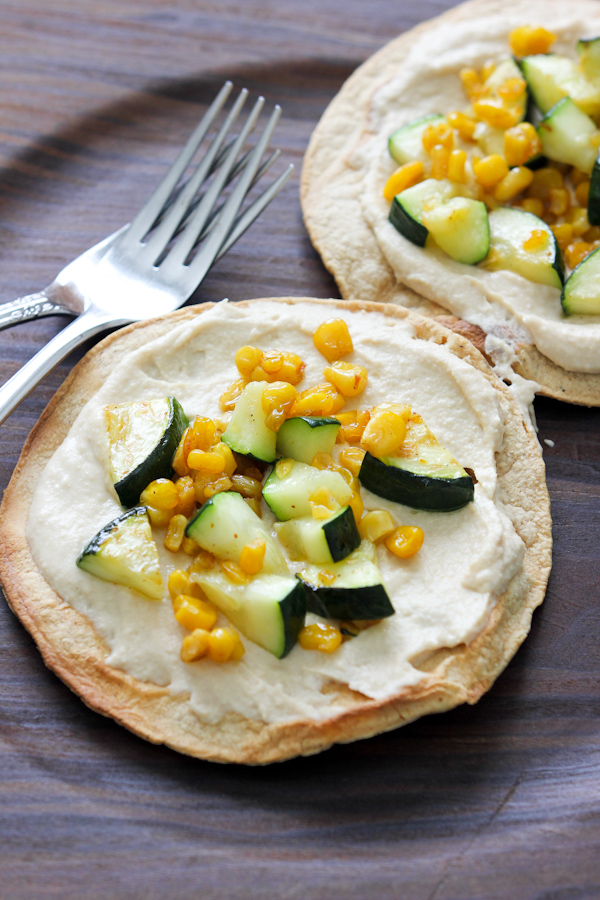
[[0, 307, 120, 425], [0, 292, 75, 332]]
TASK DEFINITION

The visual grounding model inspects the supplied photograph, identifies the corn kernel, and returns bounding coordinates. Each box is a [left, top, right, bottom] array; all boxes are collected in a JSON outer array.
[[168, 568, 192, 600], [191, 416, 217, 451], [187, 450, 226, 475], [299, 622, 342, 653], [497, 77, 527, 102], [235, 345, 263, 379], [180, 628, 211, 662], [431, 144, 449, 180], [384, 526, 425, 559], [584, 226, 600, 242], [570, 168, 589, 187], [551, 222, 574, 249], [172, 431, 191, 476], [504, 123, 541, 168], [204, 476, 232, 498], [262, 380, 298, 431], [509, 26, 556, 58], [140, 478, 179, 510], [348, 491, 363, 527], [313, 318, 353, 363], [146, 505, 172, 527], [244, 497, 262, 517], [164, 513, 188, 553], [322, 360, 368, 397], [448, 111, 477, 141], [208, 628, 238, 663], [338, 446, 366, 475], [565, 241, 592, 269], [447, 149, 468, 184], [383, 161, 424, 201], [422, 121, 453, 153], [174, 594, 218, 632], [188, 550, 216, 574], [289, 383, 345, 417], [335, 410, 370, 444], [548, 187, 570, 216], [472, 154, 510, 189], [528, 167, 564, 200], [361, 410, 407, 458], [460, 67, 482, 100], [521, 197, 545, 218], [309, 487, 341, 520], [473, 99, 519, 130], [240, 537, 267, 575], [220, 560, 249, 584], [359, 509, 396, 543], [275, 458, 294, 479], [219, 377, 246, 412], [261, 350, 284, 375], [175, 475, 196, 518], [493, 166, 534, 202], [481, 60, 496, 82], [523, 229, 549, 253], [567, 206, 590, 238], [575, 181, 591, 207], [181, 536, 199, 556], [213, 441, 237, 477], [230, 474, 263, 499], [229, 631, 245, 661]]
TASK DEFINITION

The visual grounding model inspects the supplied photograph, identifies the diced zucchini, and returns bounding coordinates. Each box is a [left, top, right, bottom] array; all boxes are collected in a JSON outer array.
[[358, 414, 474, 512], [186, 491, 287, 574], [221, 381, 277, 463], [300, 541, 394, 621], [191, 569, 306, 658], [588, 151, 600, 225], [262, 460, 353, 521], [483, 207, 564, 289], [577, 37, 600, 82], [484, 57, 528, 122], [275, 506, 361, 565], [77, 507, 163, 600], [561, 246, 600, 315], [106, 397, 188, 509], [389, 178, 456, 247], [421, 197, 490, 265], [276, 417, 340, 465], [520, 53, 600, 118], [388, 114, 444, 166], [537, 97, 599, 174]]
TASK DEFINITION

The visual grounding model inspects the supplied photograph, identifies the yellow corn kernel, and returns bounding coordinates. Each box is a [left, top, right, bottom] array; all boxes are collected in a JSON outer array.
[[335, 410, 370, 444], [219, 377, 246, 412], [422, 121, 453, 153], [430, 144, 449, 180], [276, 355, 306, 386], [509, 26, 556, 58], [146, 505, 172, 527], [181, 536, 199, 556], [309, 487, 341, 520], [310, 452, 335, 471], [322, 360, 368, 397], [567, 206, 590, 238], [140, 478, 179, 510], [313, 318, 353, 363], [548, 187, 570, 217], [359, 509, 396, 543], [289, 383, 345, 417], [338, 446, 366, 476], [472, 99, 519, 130], [175, 475, 196, 518], [570, 167, 589, 187], [361, 410, 407, 458], [275, 458, 294, 479], [299, 623, 342, 653], [261, 350, 284, 375], [229, 631, 245, 661], [168, 568, 192, 600], [565, 241, 592, 269], [208, 628, 238, 663], [212, 441, 237, 477], [191, 416, 217, 451], [187, 549, 216, 574], [244, 497, 262, 517], [172, 430, 191, 477], [497, 77, 527, 102], [220, 560, 249, 585], [204, 476, 232, 499], [174, 594, 218, 632], [447, 149, 468, 184], [383, 161, 424, 201], [164, 514, 188, 553], [523, 229, 549, 252], [575, 180, 591, 207], [504, 123, 541, 168], [187, 450, 226, 475], [493, 166, 534, 202], [521, 197, 545, 218], [384, 525, 425, 559], [481, 60, 496, 82], [460, 67, 483, 100], [585, 226, 600, 242], [240, 537, 266, 575], [180, 628, 211, 663], [235, 345, 263, 379], [528, 166, 564, 200], [550, 223, 574, 249], [230, 474, 263, 500], [262, 380, 298, 431], [348, 491, 363, 527], [447, 111, 477, 141], [472, 154, 510, 189]]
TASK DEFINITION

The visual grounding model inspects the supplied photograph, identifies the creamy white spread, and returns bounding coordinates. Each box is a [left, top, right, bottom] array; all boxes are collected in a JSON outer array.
[[358, 11, 600, 374], [27, 301, 524, 725]]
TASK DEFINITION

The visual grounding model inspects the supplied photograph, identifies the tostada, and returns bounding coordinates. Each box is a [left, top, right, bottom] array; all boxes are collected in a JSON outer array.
[[0, 298, 550, 763], [302, 0, 600, 406]]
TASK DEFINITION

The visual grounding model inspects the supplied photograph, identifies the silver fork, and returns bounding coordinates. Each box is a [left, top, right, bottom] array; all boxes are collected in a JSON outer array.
[[0, 82, 293, 425]]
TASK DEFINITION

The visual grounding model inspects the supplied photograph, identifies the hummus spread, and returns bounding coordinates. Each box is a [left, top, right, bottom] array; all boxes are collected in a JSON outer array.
[[359, 11, 600, 374], [27, 300, 524, 726]]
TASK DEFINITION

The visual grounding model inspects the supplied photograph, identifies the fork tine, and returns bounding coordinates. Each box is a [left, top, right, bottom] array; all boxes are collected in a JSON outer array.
[[141, 88, 248, 262], [123, 81, 233, 246]]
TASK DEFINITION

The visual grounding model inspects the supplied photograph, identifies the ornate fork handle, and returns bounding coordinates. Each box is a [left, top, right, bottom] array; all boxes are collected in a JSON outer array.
[[0, 292, 75, 332]]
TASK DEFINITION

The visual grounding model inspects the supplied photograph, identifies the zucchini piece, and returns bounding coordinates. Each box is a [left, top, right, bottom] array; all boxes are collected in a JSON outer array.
[[483, 207, 564, 288], [186, 491, 287, 574], [275, 506, 361, 565], [537, 97, 599, 174], [577, 37, 600, 82], [389, 178, 456, 247], [388, 114, 444, 166], [300, 541, 394, 621], [77, 507, 163, 600], [106, 397, 188, 509], [191, 569, 306, 658], [588, 151, 600, 225], [262, 460, 353, 521], [483, 58, 528, 122], [358, 414, 474, 512], [276, 416, 340, 465], [221, 381, 277, 463], [474, 123, 505, 158], [561, 245, 600, 315], [520, 54, 600, 118], [421, 197, 490, 265]]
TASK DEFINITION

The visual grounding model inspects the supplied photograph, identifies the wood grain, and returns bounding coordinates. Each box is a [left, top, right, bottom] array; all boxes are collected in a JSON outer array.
[[0, 1, 599, 897]]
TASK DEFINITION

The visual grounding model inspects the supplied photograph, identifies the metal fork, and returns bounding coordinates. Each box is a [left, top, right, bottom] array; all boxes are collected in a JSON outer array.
[[0, 82, 293, 425]]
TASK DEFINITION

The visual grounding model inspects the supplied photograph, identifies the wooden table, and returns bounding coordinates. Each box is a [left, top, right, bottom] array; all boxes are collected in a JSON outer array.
[[1, 2, 599, 897]]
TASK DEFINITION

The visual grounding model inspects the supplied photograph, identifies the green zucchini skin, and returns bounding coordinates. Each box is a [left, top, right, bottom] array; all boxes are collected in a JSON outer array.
[[359, 452, 474, 512], [275, 416, 341, 465], [304, 582, 393, 621], [278, 581, 308, 657], [561, 245, 600, 315], [389, 194, 428, 246], [588, 152, 600, 225], [112, 397, 188, 509], [276, 506, 361, 565]]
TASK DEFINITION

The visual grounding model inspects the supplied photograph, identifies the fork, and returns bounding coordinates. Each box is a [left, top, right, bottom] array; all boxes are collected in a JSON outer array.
[[0, 82, 293, 425]]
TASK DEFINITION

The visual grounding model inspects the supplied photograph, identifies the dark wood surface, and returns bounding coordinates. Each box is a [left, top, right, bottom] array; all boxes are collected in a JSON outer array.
[[1, 2, 599, 897]]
